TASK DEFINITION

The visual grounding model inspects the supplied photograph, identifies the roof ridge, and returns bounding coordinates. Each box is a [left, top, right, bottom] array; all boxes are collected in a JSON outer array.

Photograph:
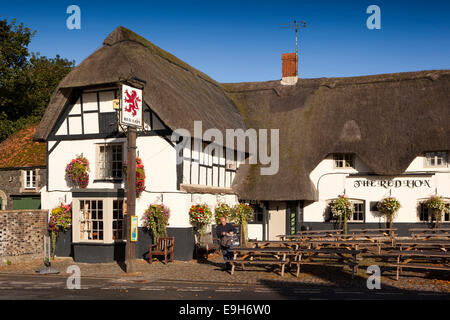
[[103, 26, 221, 88], [222, 70, 450, 93]]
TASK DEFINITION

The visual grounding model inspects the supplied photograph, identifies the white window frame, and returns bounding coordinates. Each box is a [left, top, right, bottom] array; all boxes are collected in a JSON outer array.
[[96, 143, 123, 180], [24, 170, 36, 190], [424, 151, 448, 168], [333, 154, 354, 169], [350, 200, 365, 223], [72, 197, 127, 244], [112, 199, 126, 241]]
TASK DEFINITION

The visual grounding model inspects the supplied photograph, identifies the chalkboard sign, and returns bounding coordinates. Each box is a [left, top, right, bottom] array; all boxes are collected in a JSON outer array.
[[212, 223, 241, 246], [231, 224, 241, 246]]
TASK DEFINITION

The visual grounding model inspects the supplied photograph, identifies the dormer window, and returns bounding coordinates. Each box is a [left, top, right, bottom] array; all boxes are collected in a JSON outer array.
[[333, 154, 354, 169], [425, 151, 447, 168]]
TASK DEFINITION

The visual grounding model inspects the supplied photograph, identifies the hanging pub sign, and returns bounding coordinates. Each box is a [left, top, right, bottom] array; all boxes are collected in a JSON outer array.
[[120, 84, 143, 128]]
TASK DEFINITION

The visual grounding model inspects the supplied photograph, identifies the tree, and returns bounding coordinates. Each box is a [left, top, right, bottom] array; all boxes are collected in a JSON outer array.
[[0, 18, 74, 141]]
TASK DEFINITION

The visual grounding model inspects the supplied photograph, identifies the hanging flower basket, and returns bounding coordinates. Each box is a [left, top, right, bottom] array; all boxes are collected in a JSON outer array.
[[424, 195, 446, 227], [329, 195, 353, 234], [230, 203, 254, 246], [142, 203, 170, 242], [124, 157, 146, 198], [65, 155, 90, 188], [377, 197, 401, 229], [48, 203, 72, 259], [214, 203, 233, 225], [189, 204, 212, 234]]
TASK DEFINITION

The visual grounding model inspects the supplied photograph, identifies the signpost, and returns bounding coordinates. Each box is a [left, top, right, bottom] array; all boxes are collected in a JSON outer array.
[[119, 81, 144, 273]]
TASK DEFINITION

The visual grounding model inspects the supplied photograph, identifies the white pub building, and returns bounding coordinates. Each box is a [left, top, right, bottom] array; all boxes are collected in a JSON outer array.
[[34, 27, 450, 262]]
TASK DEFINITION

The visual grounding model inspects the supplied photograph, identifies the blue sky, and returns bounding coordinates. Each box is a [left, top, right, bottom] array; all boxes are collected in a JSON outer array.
[[1, 0, 449, 82]]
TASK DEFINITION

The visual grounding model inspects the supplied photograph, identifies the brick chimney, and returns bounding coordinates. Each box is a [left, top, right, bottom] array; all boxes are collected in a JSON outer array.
[[281, 53, 298, 85]]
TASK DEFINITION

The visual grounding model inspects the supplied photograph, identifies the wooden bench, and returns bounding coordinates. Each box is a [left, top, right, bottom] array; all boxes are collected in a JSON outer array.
[[394, 240, 450, 253], [229, 247, 292, 276], [383, 249, 450, 280], [292, 248, 361, 279], [148, 237, 174, 264], [409, 228, 450, 241]]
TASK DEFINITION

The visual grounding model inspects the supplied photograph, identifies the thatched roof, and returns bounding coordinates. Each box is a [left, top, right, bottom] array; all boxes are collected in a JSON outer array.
[[34, 26, 246, 141], [33, 27, 449, 202], [226, 70, 450, 201], [0, 124, 46, 169]]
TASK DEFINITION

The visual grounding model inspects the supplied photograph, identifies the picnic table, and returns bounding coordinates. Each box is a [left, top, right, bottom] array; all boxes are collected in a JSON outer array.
[[296, 229, 343, 235], [394, 239, 450, 252], [292, 248, 361, 278], [305, 239, 381, 254], [278, 230, 396, 246], [409, 228, 450, 240], [348, 228, 397, 236], [229, 247, 361, 278], [278, 233, 341, 241], [383, 249, 450, 280], [248, 240, 305, 249], [229, 247, 293, 276]]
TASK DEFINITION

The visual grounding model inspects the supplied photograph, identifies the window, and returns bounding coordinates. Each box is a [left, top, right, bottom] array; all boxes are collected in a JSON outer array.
[[425, 151, 447, 167], [25, 170, 36, 189], [419, 202, 450, 222], [249, 203, 263, 223], [351, 201, 365, 222], [418, 203, 429, 222], [97, 143, 123, 179], [333, 154, 354, 169], [112, 199, 125, 240], [79, 200, 104, 240]]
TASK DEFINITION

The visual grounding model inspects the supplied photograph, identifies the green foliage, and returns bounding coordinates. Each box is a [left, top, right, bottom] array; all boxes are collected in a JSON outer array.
[[329, 195, 353, 233], [142, 203, 170, 242], [377, 197, 401, 228], [214, 203, 233, 225], [0, 18, 74, 142], [48, 203, 72, 259], [230, 203, 254, 246], [424, 196, 447, 227], [189, 204, 212, 232]]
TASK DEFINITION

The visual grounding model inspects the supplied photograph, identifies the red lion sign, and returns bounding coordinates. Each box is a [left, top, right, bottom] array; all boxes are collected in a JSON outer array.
[[120, 84, 143, 127], [124, 89, 141, 116]]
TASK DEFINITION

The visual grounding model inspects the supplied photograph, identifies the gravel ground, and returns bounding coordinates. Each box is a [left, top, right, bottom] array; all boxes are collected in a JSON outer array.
[[0, 253, 449, 293]]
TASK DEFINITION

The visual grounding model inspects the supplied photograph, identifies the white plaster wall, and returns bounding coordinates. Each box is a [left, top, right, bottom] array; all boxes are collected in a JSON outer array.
[[305, 154, 450, 224], [248, 224, 263, 241]]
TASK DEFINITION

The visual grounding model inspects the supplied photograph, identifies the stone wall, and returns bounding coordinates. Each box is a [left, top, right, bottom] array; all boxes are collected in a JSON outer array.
[[0, 167, 46, 210], [0, 210, 47, 256]]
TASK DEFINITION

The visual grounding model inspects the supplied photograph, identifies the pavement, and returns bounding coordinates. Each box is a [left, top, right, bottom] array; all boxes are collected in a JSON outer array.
[[0, 273, 449, 300], [0, 253, 449, 300]]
